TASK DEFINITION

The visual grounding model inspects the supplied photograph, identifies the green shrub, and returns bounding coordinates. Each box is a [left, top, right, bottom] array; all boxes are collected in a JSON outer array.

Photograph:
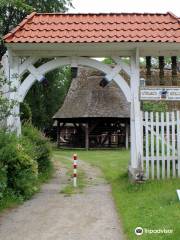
[[20, 102, 32, 123], [0, 131, 38, 199], [0, 124, 53, 205], [0, 163, 7, 199], [142, 101, 168, 112], [22, 123, 52, 174]]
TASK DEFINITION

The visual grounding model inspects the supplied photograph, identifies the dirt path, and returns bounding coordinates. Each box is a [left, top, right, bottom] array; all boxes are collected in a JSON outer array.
[[0, 158, 125, 240]]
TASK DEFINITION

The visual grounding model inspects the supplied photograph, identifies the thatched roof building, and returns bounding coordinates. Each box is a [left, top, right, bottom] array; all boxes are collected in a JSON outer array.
[[53, 67, 130, 149], [53, 67, 130, 120]]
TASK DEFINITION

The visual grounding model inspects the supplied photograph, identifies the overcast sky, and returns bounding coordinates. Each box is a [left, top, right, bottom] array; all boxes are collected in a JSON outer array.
[[70, 0, 180, 16]]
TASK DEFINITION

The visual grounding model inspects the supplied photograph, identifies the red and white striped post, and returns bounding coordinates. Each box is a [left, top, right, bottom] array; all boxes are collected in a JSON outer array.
[[73, 153, 78, 187]]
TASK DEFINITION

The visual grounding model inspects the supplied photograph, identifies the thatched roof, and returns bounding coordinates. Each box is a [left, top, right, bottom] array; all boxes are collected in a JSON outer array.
[[53, 67, 130, 120]]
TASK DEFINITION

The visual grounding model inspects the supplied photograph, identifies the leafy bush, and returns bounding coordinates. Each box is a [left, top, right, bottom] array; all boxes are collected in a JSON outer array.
[[0, 124, 52, 204], [0, 131, 38, 199], [22, 123, 52, 174], [20, 102, 32, 123], [142, 101, 168, 112], [0, 163, 7, 198]]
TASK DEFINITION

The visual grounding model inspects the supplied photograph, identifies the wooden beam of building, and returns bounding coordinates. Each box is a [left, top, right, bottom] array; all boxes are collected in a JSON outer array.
[[125, 124, 129, 149], [57, 120, 61, 147], [85, 123, 89, 150], [172, 56, 177, 86], [146, 56, 152, 85], [159, 56, 165, 85]]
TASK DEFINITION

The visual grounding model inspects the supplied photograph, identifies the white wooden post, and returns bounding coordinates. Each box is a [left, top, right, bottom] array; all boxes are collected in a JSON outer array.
[[161, 112, 165, 179], [150, 112, 154, 179], [129, 48, 142, 174], [145, 112, 149, 178], [171, 112, 176, 177], [156, 112, 160, 179], [177, 111, 180, 177], [5, 51, 21, 135]]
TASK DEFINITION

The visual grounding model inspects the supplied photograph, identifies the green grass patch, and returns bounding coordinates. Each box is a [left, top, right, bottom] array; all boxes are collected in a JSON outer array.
[[54, 149, 180, 240], [53, 152, 86, 196], [60, 169, 86, 196]]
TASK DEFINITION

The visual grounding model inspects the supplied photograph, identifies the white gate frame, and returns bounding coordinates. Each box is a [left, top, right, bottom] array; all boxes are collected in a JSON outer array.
[[1, 48, 142, 175]]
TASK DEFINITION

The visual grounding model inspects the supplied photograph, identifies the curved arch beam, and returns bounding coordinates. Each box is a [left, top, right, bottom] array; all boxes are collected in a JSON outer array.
[[19, 57, 39, 77], [18, 57, 131, 102]]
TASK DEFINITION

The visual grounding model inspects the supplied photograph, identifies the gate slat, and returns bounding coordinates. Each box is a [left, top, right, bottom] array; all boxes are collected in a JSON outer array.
[[161, 112, 165, 179], [145, 112, 149, 179], [172, 112, 176, 178], [177, 111, 180, 177], [156, 112, 160, 179], [140, 111, 144, 171], [150, 112, 154, 179], [166, 112, 170, 178]]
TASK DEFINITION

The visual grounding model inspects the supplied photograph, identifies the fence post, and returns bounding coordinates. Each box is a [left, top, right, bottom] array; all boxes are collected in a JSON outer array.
[[166, 112, 170, 178], [161, 112, 165, 179], [150, 112, 154, 179], [171, 112, 176, 178], [156, 112, 160, 179], [177, 111, 180, 177], [145, 111, 149, 179]]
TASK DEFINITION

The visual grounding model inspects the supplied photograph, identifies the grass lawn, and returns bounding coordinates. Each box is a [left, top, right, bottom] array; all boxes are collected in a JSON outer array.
[[54, 149, 180, 240]]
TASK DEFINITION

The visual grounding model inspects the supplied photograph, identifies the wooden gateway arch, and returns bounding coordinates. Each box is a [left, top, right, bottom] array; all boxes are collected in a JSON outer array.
[[1, 12, 180, 179]]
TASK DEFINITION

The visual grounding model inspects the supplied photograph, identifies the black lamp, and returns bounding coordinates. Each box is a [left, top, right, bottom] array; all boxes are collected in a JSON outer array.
[[99, 77, 109, 88], [71, 67, 78, 78], [41, 76, 48, 87]]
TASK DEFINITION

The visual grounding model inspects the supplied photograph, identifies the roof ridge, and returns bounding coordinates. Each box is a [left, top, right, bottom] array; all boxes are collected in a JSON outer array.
[[35, 12, 172, 16], [3, 12, 36, 40]]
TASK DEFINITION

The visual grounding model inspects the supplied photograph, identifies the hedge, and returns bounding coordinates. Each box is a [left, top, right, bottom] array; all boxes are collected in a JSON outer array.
[[0, 124, 52, 202]]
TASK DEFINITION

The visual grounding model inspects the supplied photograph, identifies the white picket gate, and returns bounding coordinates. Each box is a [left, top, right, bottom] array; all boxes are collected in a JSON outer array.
[[142, 111, 180, 179]]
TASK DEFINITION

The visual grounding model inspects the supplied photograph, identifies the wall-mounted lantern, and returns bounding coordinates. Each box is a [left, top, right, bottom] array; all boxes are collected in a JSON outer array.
[[41, 76, 48, 87], [71, 67, 78, 78], [99, 77, 109, 88]]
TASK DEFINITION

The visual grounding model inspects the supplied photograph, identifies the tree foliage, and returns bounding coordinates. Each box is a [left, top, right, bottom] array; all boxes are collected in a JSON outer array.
[[25, 66, 72, 129], [142, 101, 168, 112], [0, 0, 73, 131], [0, 0, 73, 58]]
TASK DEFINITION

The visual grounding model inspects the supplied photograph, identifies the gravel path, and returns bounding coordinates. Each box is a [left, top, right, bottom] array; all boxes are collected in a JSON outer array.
[[0, 158, 125, 240]]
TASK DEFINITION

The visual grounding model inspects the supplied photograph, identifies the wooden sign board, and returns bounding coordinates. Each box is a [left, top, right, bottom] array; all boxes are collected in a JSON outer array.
[[140, 87, 180, 101]]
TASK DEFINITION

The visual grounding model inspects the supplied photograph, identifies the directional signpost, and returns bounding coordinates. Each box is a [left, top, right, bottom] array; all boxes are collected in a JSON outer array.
[[140, 87, 180, 101]]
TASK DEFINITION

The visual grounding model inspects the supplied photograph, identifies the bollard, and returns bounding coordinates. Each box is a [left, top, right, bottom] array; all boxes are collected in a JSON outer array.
[[73, 153, 78, 187]]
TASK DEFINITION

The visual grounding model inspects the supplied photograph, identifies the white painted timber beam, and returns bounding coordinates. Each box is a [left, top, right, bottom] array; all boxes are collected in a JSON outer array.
[[105, 64, 122, 81], [130, 48, 142, 171], [27, 64, 45, 82], [18, 56, 131, 102], [112, 57, 131, 77], [19, 57, 39, 77], [6, 54, 21, 135], [1, 52, 10, 80]]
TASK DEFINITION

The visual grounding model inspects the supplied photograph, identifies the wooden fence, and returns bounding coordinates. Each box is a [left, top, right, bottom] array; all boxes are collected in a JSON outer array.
[[142, 111, 180, 179]]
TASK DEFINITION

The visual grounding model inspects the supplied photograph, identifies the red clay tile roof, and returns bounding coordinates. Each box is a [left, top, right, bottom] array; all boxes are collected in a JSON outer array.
[[3, 12, 180, 43]]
